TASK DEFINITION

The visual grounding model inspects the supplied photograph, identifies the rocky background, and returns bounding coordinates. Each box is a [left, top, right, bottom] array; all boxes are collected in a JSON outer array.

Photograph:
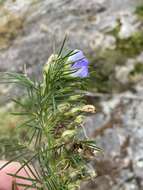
[[0, 0, 143, 189]]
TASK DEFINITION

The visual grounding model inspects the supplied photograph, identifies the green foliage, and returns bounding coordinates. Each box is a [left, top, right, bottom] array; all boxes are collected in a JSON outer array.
[[116, 32, 143, 57], [130, 62, 143, 75], [88, 30, 143, 93], [0, 107, 21, 159], [0, 0, 5, 5], [135, 5, 143, 19], [0, 42, 98, 189], [107, 19, 121, 38], [88, 50, 127, 93]]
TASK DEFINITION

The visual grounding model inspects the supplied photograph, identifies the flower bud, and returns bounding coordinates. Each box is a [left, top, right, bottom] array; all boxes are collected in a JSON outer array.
[[70, 107, 81, 114], [69, 95, 82, 101], [74, 115, 85, 124], [58, 103, 71, 112], [64, 106, 81, 117], [61, 129, 76, 141], [67, 182, 80, 190], [43, 54, 58, 74], [81, 105, 96, 113]]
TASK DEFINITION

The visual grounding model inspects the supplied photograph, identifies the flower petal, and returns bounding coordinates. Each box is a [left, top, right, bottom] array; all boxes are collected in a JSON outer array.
[[68, 50, 89, 78]]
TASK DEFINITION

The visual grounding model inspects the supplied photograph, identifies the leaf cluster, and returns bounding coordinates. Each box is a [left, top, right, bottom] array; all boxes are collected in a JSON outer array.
[[0, 41, 99, 190]]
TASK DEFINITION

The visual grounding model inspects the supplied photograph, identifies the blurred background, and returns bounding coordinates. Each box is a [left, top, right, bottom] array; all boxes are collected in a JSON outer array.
[[0, 0, 143, 189]]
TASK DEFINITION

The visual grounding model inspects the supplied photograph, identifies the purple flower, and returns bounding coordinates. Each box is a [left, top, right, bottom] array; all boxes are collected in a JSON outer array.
[[68, 50, 89, 78]]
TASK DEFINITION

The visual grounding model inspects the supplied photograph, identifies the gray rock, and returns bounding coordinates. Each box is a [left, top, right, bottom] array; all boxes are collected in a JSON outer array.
[[0, 0, 142, 74], [118, 11, 140, 39], [82, 82, 143, 190], [115, 59, 135, 84]]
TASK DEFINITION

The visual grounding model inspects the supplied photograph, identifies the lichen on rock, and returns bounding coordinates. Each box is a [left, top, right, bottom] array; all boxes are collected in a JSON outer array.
[[0, 8, 24, 50]]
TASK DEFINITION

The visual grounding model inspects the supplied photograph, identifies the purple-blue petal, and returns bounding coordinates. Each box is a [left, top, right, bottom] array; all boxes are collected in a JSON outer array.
[[68, 50, 89, 78], [69, 50, 84, 60], [72, 66, 89, 78]]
